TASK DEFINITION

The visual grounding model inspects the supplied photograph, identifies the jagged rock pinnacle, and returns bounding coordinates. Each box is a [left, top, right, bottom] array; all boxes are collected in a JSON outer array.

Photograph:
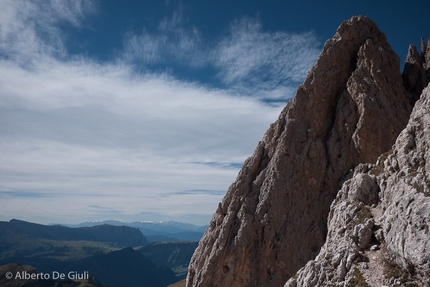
[[187, 16, 413, 287], [403, 37, 430, 102]]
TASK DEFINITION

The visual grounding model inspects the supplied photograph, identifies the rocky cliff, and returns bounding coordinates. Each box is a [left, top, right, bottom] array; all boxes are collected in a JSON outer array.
[[187, 16, 429, 287], [285, 83, 430, 287]]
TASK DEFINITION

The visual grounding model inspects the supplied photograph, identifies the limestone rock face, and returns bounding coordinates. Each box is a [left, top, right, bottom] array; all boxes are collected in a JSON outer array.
[[382, 84, 430, 284], [186, 16, 412, 287], [285, 84, 430, 287]]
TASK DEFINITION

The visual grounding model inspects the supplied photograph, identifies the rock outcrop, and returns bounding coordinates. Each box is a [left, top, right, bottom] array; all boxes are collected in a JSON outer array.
[[187, 16, 413, 287], [403, 38, 430, 102], [285, 84, 430, 287]]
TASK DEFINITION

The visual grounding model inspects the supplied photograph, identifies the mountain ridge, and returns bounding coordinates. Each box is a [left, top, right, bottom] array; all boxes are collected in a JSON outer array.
[[0, 219, 149, 247], [59, 220, 206, 242]]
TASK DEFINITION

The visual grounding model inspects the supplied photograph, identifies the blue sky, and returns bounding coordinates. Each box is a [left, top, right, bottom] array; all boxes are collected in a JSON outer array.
[[0, 0, 429, 226]]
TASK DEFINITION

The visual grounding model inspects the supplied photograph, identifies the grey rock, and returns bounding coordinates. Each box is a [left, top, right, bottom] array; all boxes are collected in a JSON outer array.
[[375, 228, 384, 242], [285, 85, 430, 287], [341, 173, 380, 205], [370, 245, 379, 251], [382, 84, 430, 284]]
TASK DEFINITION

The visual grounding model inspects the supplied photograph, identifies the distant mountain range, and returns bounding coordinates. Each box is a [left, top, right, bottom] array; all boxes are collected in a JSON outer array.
[[1, 219, 149, 246], [60, 220, 208, 242]]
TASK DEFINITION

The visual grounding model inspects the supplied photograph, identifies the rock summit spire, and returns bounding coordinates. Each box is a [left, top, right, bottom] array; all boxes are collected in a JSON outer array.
[[187, 16, 414, 287]]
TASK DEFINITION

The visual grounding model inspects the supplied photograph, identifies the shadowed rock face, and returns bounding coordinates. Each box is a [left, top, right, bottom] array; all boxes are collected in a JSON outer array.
[[187, 16, 412, 287], [403, 38, 430, 102]]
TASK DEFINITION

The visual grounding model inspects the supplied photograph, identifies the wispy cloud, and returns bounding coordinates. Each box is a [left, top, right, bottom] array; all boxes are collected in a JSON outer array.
[[121, 14, 320, 101], [122, 10, 204, 67], [212, 17, 320, 98], [0, 1, 319, 225], [0, 0, 96, 63]]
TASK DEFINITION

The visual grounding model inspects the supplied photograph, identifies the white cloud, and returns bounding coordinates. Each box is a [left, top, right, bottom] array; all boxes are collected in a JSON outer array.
[[0, 0, 96, 63], [212, 17, 320, 97], [0, 59, 278, 156], [0, 1, 319, 225]]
